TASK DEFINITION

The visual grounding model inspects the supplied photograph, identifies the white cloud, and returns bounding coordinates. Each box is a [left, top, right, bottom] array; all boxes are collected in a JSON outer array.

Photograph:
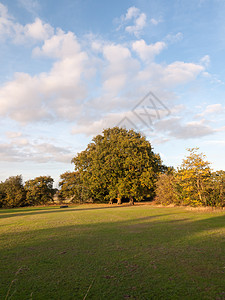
[[132, 39, 167, 61], [0, 3, 219, 145], [0, 2, 8, 18], [0, 30, 89, 123], [72, 109, 140, 136], [166, 32, 183, 43], [125, 6, 140, 20], [136, 61, 204, 88], [155, 117, 216, 139], [33, 29, 82, 58], [150, 17, 163, 25], [0, 4, 54, 43], [197, 104, 225, 117], [125, 12, 146, 37], [0, 3, 14, 39], [161, 61, 204, 86], [6, 131, 23, 139], [0, 139, 73, 163], [102, 43, 139, 95], [23, 18, 54, 41], [200, 55, 210, 67], [117, 6, 147, 37]]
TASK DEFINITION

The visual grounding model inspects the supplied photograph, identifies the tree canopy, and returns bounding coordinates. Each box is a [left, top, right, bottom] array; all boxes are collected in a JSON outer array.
[[24, 176, 55, 206], [0, 175, 26, 208], [155, 148, 225, 207], [58, 171, 85, 203], [72, 127, 164, 204], [176, 148, 211, 206]]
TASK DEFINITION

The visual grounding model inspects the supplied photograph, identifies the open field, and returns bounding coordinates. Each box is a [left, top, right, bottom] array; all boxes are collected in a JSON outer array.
[[0, 204, 224, 300]]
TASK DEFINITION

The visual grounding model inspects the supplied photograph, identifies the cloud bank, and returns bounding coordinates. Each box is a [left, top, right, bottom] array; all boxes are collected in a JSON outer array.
[[0, 3, 222, 164]]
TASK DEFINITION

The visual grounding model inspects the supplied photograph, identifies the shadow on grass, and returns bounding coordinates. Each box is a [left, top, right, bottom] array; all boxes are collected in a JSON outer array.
[[0, 209, 224, 299], [0, 204, 180, 219]]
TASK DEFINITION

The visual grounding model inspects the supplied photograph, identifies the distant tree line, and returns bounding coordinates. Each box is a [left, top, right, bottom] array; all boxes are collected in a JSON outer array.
[[0, 128, 224, 208], [0, 176, 55, 208]]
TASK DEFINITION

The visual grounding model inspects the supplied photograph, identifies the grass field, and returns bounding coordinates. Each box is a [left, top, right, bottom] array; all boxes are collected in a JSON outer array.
[[0, 204, 224, 300]]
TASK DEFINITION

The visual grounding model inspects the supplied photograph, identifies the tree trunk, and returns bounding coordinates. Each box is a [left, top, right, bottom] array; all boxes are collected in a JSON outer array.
[[109, 198, 113, 205], [117, 197, 122, 205], [129, 196, 134, 205], [196, 178, 203, 204]]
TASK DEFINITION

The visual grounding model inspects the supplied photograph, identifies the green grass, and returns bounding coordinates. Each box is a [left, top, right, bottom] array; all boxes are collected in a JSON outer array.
[[0, 204, 224, 300]]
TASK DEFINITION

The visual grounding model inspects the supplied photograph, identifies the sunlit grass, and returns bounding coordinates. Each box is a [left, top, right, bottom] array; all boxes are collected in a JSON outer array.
[[0, 204, 224, 299]]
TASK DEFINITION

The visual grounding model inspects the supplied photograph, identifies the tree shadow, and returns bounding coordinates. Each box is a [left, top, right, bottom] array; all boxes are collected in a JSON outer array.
[[0, 204, 181, 219], [0, 204, 133, 219], [0, 210, 224, 299]]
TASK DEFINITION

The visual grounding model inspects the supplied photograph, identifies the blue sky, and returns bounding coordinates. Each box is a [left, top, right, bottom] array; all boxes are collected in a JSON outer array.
[[0, 0, 225, 186]]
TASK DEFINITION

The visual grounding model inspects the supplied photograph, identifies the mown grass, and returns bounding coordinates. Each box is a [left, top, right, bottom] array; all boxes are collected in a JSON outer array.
[[0, 204, 224, 299]]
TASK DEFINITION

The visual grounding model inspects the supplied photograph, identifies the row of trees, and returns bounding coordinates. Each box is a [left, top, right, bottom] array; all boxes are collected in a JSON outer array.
[[155, 148, 225, 207], [0, 176, 55, 208], [0, 127, 224, 208]]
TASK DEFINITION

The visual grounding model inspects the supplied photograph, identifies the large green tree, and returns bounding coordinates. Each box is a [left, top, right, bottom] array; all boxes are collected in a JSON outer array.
[[72, 127, 163, 204], [24, 176, 55, 206]]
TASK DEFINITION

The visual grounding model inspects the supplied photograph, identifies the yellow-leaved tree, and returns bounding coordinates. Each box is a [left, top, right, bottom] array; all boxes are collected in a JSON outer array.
[[175, 148, 211, 206]]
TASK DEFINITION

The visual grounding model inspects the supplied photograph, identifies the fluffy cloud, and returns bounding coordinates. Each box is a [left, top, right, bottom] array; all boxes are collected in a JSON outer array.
[[132, 39, 167, 61], [0, 28, 89, 123], [0, 136, 73, 163], [203, 104, 224, 114], [155, 117, 216, 139], [23, 18, 54, 41], [197, 104, 225, 117], [0, 3, 54, 45], [102, 43, 139, 95], [0, 3, 217, 146], [125, 12, 146, 36], [0, 3, 53, 43], [136, 61, 204, 88], [125, 6, 140, 20], [33, 29, 81, 58], [117, 6, 147, 37]]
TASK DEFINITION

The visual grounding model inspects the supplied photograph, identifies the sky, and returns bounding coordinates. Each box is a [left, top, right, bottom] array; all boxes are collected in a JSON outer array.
[[0, 0, 225, 186]]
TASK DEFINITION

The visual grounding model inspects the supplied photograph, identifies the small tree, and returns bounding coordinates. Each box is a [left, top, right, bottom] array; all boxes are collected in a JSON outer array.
[[0, 182, 6, 208], [206, 170, 225, 207], [175, 148, 211, 206], [155, 172, 179, 205], [25, 176, 54, 206], [0, 176, 26, 208], [58, 171, 86, 203]]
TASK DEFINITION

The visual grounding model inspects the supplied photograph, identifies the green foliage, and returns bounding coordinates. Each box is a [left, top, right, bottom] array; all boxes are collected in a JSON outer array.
[[24, 176, 55, 206], [205, 170, 225, 207], [155, 173, 179, 205], [58, 171, 86, 203], [0, 175, 26, 208], [72, 127, 163, 204]]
